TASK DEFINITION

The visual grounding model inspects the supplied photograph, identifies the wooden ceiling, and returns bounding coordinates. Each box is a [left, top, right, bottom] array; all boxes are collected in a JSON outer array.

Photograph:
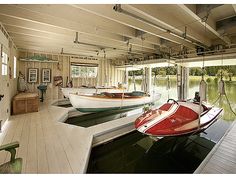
[[0, 4, 235, 61]]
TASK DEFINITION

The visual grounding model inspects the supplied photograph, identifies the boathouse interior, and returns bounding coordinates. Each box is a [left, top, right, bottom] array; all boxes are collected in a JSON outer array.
[[0, 3, 236, 174]]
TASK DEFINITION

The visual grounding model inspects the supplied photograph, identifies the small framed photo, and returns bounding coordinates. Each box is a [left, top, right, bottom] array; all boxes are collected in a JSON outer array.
[[42, 68, 51, 83], [28, 68, 38, 83], [54, 76, 63, 86]]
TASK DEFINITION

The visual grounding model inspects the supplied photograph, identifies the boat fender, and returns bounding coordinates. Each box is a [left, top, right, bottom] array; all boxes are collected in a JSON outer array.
[[199, 79, 207, 101]]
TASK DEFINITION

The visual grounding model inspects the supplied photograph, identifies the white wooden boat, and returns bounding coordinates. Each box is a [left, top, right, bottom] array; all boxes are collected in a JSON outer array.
[[61, 86, 125, 98], [69, 91, 161, 112]]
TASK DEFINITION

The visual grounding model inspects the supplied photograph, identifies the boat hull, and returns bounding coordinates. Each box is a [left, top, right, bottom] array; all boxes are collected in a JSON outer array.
[[135, 101, 223, 137], [69, 92, 161, 112], [61, 87, 125, 98], [76, 104, 146, 112]]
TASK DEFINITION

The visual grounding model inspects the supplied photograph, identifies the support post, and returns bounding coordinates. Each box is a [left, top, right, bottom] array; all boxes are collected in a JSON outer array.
[[143, 67, 152, 94], [177, 65, 189, 100], [125, 69, 128, 89]]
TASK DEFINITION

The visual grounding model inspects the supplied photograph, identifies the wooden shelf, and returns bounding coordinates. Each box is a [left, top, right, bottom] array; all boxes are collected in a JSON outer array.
[[19, 58, 59, 63]]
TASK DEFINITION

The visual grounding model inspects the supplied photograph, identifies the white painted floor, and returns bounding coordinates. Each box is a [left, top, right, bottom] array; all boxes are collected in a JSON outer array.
[[0, 100, 140, 173]]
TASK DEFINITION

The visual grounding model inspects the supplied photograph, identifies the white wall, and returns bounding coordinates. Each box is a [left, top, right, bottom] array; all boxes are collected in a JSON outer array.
[[0, 26, 19, 127]]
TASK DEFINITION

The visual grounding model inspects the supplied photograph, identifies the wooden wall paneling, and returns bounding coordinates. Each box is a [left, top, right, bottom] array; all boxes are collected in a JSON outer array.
[[102, 59, 105, 86], [75, 78, 78, 88], [111, 64, 114, 86], [117, 69, 119, 85], [105, 60, 107, 86], [18, 50, 123, 101], [46, 53, 52, 100], [54, 55, 59, 99], [108, 60, 111, 86], [106, 59, 109, 86], [77, 78, 80, 88], [58, 55, 63, 99], [99, 59, 102, 86], [52, 62, 56, 100], [97, 59, 100, 86], [113, 66, 116, 86]]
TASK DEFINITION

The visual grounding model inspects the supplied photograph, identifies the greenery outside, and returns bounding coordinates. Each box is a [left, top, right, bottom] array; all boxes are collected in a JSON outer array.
[[129, 65, 236, 82], [71, 65, 97, 78]]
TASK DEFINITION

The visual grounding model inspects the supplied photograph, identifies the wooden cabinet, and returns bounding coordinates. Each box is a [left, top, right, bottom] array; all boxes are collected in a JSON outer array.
[[12, 93, 39, 115]]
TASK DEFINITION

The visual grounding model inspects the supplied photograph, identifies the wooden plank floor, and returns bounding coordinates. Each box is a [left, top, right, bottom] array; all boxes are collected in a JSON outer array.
[[195, 120, 236, 174], [0, 101, 93, 173]]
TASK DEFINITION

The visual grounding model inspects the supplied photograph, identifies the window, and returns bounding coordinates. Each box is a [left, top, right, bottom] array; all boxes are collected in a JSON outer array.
[[1, 52, 7, 75], [71, 65, 98, 78], [13, 56, 17, 78]]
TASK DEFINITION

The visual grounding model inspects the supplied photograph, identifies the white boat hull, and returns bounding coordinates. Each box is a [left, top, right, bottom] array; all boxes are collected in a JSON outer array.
[[61, 87, 125, 98], [69, 93, 161, 112]]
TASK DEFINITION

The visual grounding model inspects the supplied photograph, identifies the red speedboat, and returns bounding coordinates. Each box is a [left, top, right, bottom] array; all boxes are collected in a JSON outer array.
[[135, 99, 223, 137]]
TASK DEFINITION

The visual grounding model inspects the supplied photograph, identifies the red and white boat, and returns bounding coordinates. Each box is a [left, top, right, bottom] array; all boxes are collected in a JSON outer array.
[[135, 99, 223, 137]]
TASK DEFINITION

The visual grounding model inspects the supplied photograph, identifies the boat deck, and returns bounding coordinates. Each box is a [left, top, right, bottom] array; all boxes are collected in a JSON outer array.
[[0, 100, 138, 173], [195, 120, 236, 173]]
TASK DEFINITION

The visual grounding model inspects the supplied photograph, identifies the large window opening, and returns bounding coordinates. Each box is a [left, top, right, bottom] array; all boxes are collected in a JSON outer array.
[[71, 63, 98, 78], [14, 56, 17, 78], [1, 52, 7, 76]]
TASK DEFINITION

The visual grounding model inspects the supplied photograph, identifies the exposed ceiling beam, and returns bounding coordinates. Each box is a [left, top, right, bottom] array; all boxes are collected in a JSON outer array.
[[0, 5, 161, 52], [70, 4, 196, 49], [1, 20, 158, 58], [0, 10, 123, 43], [5, 22, 155, 52], [12, 31, 154, 55], [196, 4, 223, 14], [125, 4, 211, 47], [216, 15, 236, 31], [13, 4, 134, 38], [5, 24, 157, 52], [178, 4, 231, 45], [16, 41, 129, 59]]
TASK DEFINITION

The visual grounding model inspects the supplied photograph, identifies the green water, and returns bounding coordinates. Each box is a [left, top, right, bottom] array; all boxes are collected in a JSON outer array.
[[87, 131, 216, 173], [128, 77, 236, 121], [86, 77, 236, 173], [65, 108, 143, 127]]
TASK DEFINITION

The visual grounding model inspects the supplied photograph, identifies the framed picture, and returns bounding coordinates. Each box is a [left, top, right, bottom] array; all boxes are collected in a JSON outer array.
[[42, 68, 51, 83], [28, 68, 38, 83], [54, 76, 63, 86]]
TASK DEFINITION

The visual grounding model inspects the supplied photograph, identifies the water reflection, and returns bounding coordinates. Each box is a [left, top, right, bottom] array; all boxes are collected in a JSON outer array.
[[128, 77, 236, 121], [87, 131, 215, 173]]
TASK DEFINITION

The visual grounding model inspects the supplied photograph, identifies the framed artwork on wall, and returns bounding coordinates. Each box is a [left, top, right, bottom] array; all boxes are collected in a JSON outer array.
[[54, 76, 63, 86], [42, 68, 51, 83], [28, 68, 38, 83]]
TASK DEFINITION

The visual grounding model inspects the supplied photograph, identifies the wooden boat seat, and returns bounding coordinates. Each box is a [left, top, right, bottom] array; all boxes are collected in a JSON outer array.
[[101, 91, 145, 99], [0, 141, 22, 173]]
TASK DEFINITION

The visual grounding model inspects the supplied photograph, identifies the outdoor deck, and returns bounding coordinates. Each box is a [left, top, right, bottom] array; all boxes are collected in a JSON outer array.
[[195, 120, 236, 173], [0, 100, 138, 173]]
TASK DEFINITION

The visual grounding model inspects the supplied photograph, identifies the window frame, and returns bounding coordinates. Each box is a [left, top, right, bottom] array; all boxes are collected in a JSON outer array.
[[71, 64, 98, 78], [13, 56, 17, 78], [1, 52, 8, 76]]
